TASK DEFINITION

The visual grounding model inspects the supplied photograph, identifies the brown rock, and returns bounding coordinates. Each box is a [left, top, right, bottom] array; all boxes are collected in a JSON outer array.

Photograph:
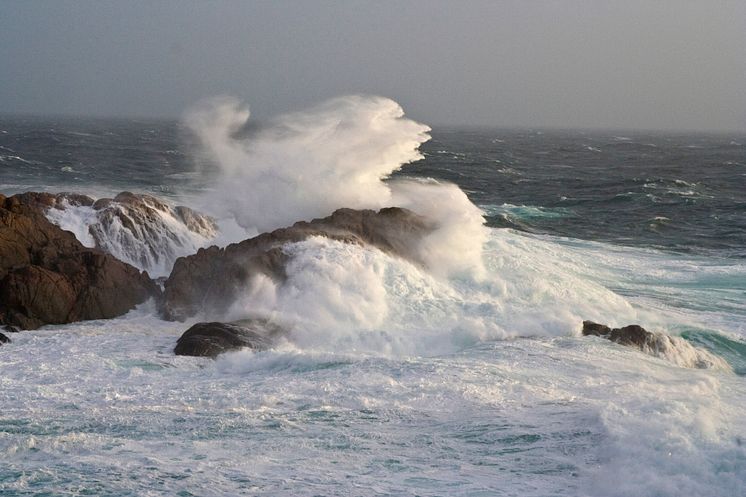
[[87, 191, 218, 272], [160, 207, 433, 320], [0, 193, 159, 330]]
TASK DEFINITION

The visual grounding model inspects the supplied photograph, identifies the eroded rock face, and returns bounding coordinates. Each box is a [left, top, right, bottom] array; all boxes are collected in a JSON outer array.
[[91, 192, 217, 240], [581, 320, 730, 370], [161, 207, 433, 321], [174, 319, 282, 357], [52, 191, 218, 276], [0, 193, 159, 330]]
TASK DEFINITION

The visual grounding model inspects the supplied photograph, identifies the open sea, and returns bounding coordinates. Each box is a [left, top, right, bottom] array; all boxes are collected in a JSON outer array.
[[1, 106, 745, 496]]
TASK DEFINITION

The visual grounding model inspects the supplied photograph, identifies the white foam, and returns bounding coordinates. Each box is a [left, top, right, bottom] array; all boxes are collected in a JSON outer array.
[[185, 95, 431, 234], [45, 202, 99, 247], [220, 230, 642, 357], [2, 311, 743, 497], [45, 197, 217, 277], [185, 95, 489, 280]]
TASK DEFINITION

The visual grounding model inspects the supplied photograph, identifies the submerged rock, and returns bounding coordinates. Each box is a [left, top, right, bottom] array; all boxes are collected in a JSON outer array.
[[174, 319, 282, 357], [0, 193, 159, 330], [161, 207, 433, 320], [581, 320, 730, 370]]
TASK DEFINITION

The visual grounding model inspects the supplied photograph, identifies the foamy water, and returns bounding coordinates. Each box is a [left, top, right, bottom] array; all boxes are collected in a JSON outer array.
[[1, 230, 745, 496], [2, 96, 745, 495]]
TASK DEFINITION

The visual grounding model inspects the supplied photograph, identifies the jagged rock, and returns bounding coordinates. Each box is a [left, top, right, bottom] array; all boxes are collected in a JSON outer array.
[[0, 193, 159, 330], [160, 207, 433, 320], [86, 191, 219, 273], [582, 321, 653, 349], [11, 191, 95, 210], [581, 320, 730, 370], [581, 321, 611, 337], [174, 319, 281, 357], [91, 192, 217, 240]]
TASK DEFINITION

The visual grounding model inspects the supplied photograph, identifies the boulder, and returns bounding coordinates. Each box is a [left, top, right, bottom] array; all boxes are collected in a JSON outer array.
[[580, 321, 611, 337], [174, 319, 282, 357], [0, 332, 9, 345], [582, 321, 653, 349], [581, 320, 730, 370], [160, 207, 433, 320], [0, 193, 159, 329]]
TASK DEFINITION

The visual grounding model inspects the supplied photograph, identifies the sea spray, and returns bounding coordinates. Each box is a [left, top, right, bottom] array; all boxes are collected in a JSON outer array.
[[45, 194, 217, 277], [185, 95, 431, 232], [186, 95, 488, 279]]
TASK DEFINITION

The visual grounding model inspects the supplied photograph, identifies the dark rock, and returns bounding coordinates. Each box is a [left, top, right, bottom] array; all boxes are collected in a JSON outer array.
[[609, 325, 651, 348], [174, 320, 281, 357], [2, 325, 20, 333], [581, 320, 611, 337], [0, 332, 9, 344], [581, 320, 731, 370], [0, 193, 159, 329], [160, 207, 433, 320], [583, 321, 658, 350]]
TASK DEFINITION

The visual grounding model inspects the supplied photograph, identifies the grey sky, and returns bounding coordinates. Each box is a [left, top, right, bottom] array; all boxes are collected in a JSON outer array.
[[1, 0, 745, 131]]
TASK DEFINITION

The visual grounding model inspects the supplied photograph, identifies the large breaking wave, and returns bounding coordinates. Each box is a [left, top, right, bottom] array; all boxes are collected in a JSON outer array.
[[38, 95, 741, 365], [186, 95, 487, 279]]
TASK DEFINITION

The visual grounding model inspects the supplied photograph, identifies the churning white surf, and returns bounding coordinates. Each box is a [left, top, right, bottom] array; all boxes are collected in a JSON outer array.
[[45, 196, 217, 277], [2, 283, 744, 497], [186, 95, 488, 278], [185, 95, 430, 232]]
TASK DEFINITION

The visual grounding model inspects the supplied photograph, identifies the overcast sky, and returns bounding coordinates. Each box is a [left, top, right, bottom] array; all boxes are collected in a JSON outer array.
[[1, 0, 745, 131]]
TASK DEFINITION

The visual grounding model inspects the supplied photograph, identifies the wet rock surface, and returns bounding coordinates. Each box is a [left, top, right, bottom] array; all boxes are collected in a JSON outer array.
[[0, 193, 159, 330], [161, 207, 433, 320], [582, 320, 730, 370], [174, 319, 282, 357], [43, 191, 218, 275], [582, 321, 655, 349]]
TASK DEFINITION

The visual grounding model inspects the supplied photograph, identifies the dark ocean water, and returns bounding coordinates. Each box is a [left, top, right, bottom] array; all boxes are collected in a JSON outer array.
[[2, 115, 744, 258], [413, 129, 746, 257]]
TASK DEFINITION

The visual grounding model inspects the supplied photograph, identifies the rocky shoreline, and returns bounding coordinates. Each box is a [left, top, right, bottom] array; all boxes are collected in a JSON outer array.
[[0, 192, 158, 330], [0, 191, 732, 371]]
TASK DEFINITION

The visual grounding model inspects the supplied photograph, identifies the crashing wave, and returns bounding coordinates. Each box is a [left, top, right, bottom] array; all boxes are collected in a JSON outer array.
[[44, 192, 217, 277]]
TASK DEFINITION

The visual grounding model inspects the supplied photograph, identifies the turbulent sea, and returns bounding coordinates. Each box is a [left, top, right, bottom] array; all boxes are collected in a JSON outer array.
[[1, 100, 746, 496]]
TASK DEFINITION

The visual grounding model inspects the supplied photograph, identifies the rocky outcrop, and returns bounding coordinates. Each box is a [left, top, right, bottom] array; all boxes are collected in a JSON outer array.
[[581, 320, 730, 370], [0, 193, 159, 330], [90, 192, 217, 245], [11, 191, 95, 211], [161, 207, 433, 320], [40, 191, 218, 276], [582, 321, 653, 348], [174, 319, 282, 357]]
